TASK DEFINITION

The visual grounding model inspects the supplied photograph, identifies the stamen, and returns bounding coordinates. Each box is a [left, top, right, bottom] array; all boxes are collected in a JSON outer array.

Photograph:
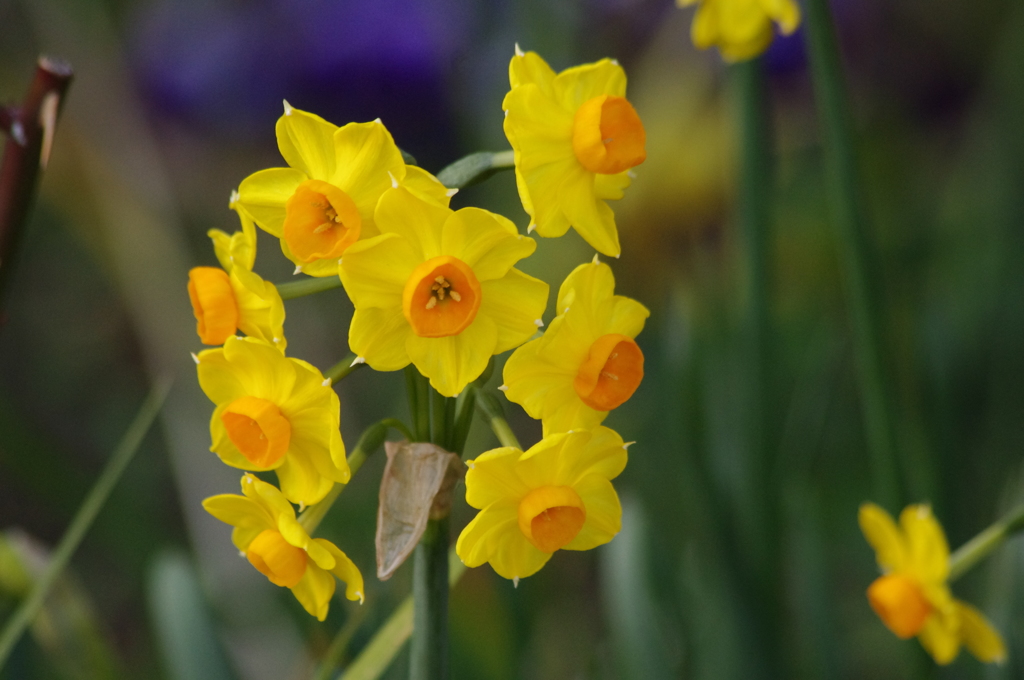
[[425, 297, 437, 310], [313, 222, 333, 234], [450, 291, 461, 302], [601, 371, 619, 381]]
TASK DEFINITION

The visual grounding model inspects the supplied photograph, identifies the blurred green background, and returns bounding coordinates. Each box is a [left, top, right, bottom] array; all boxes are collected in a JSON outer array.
[[2, 0, 1024, 678]]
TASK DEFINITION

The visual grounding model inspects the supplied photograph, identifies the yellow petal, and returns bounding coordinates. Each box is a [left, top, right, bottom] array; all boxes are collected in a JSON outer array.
[[275, 451, 336, 506], [564, 475, 621, 551], [957, 601, 1006, 664], [858, 503, 907, 573], [196, 347, 246, 405], [243, 473, 298, 523], [340, 233, 420, 309], [464, 446, 530, 509], [231, 267, 287, 352], [221, 336, 298, 405], [373, 186, 450, 261], [479, 269, 549, 354], [202, 494, 275, 532], [231, 526, 263, 554], [593, 170, 632, 201], [440, 208, 534, 281], [759, 0, 801, 34], [330, 120, 405, 218], [508, 50, 557, 96], [401, 165, 452, 207], [209, 405, 264, 470], [348, 305, 412, 371], [519, 428, 627, 490], [559, 172, 621, 257], [290, 563, 337, 621], [237, 167, 305, 237], [899, 505, 949, 583], [691, 2, 721, 50], [917, 609, 961, 665], [317, 538, 365, 603], [276, 106, 337, 180], [502, 85, 574, 170], [552, 58, 627, 113], [405, 316, 499, 397], [456, 499, 552, 580]]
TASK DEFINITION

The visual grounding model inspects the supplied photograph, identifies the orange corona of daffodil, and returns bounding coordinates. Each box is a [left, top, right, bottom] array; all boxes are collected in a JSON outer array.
[[456, 427, 627, 581], [859, 503, 1007, 665], [203, 474, 363, 620], [188, 204, 287, 351], [339, 185, 549, 397], [502, 48, 646, 258], [236, 104, 450, 277], [503, 259, 649, 435], [677, 0, 801, 62], [196, 336, 348, 505]]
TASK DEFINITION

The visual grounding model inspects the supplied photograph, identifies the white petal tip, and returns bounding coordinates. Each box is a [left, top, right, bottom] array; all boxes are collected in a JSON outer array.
[[293, 265, 303, 275], [338, 258, 343, 265], [567, 430, 574, 434], [357, 592, 365, 604], [322, 378, 332, 387], [283, 100, 293, 115], [527, 223, 537, 233], [513, 577, 520, 588], [627, 170, 637, 179], [388, 171, 399, 188], [351, 356, 366, 367], [534, 319, 544, 327], [273, 337, 281, 343], [229, 189, 240, 206], [504, 109, 509, 118], [445, 188, 459, 197], [611, 58, 619, 66], [498, 384, 509, 392], [373, 117, 382, 124], [514, 43, 524, 57], [592, 254, 600, 264], [298, 502, 306, 512], [238, 551, 246, 558], [467, 462, 476, 469], [623, 441, 636, 449], [190, 352, 200, 364]]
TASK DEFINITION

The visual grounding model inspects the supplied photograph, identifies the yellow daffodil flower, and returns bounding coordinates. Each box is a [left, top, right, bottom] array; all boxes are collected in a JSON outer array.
[[196, 336, 348, 505], [859, 503, 1006, 665], [339, 185, 548, 397], [502, 48, 646, 258], [677, 0, 801, 62], [188, 204, 287, 351], [503, 259, 649, 435], [236, 103, 450, 277], [456, 427, 627, 581], [203, 474, 363, 620]]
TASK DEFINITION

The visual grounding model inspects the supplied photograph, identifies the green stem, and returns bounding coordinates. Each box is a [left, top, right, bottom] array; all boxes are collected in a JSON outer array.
[[431, 388, 448, 449], [435, 150, 515, 190], [340, 550, 465, 680], [450, 385, 477, 456], [275, 276, 343, 300], [948, 504, 1024, 582], [311, 603, 370, 680], [804, 0, 901, 510], [324, 353, 367, 384], [476, 391, 521, 449], [410, 518, 449, 680], [298, 418, 402, 534], [406, 367, 431, 442], [0, 379, 170, 669]]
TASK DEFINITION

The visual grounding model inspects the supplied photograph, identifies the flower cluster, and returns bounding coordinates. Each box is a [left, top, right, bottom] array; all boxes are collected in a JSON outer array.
[[187, 46, 648, 615]]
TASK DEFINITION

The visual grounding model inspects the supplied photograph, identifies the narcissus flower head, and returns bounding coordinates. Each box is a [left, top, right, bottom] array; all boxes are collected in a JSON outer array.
[[503, 259, 649, 435], [203, 474, 363, 620], [235, 104, 450, 277], [456, 427, 627, 581], [339, 186, 549, 397], [677, 0, 801, 62], [502, 48, 646, 258], [859, 503, 1006, 665], [196, 336, 348, 505], [188, 205, 287, 351]]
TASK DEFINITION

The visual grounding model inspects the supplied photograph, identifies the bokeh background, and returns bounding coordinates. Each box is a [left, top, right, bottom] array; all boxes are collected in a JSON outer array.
[[2, 0, 1024, 678]]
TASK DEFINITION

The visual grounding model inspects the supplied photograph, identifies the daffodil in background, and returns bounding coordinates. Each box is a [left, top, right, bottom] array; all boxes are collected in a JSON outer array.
[[203, 474, 363, 620], [456, 427, 627, 581], [503, 259, 648, 435], [859, 503, 1006, 665], [235, 104, 450, 277], [677, 0, 801, 62], [187, 203, 286, 351], [196, 336, 348, 505], [339, 185, 548, 397], [503, 48, 646, 258]]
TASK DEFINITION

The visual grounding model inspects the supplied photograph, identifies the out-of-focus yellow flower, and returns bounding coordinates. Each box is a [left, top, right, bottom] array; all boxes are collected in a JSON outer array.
[[188, 205, 287, 351], [456, 427, 627, 581], [196, 336, 348, 505], [203, 474, 363, 620], [503, 259, 648, 435], [339, 186, 548, 397], [236, 104, 450, 277], [502, 48, 646, 258], [677, 0, 801, 62], [859, 503, 1006, 665]]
